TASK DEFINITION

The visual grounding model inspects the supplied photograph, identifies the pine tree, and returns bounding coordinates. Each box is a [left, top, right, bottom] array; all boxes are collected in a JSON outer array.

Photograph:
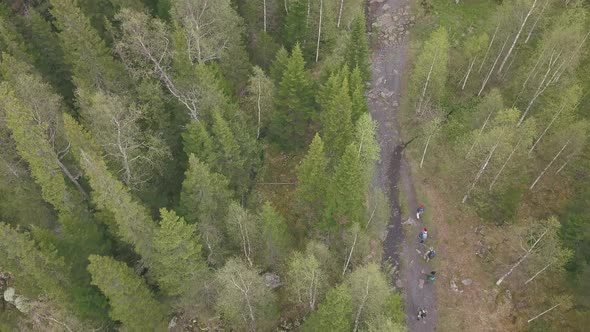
[[258, 202, 293, 270], [272, 44, 314, 148], [324, 144, 366, 229], [151, 208, 208, 299], [320, 72, 354, 158], [50, 0, 129, 94], [297, 134, 329, 218], [87, 255, 166, 331], [179, 154, 232, 224], [350, 66, 368, 122], [215, 258, 278, 331], [354, 113, 380, 185], [301, 284, 353, 331], [346, 14, 370, 82], [270, 46, 290, 83], [283, 0, 308, 49]]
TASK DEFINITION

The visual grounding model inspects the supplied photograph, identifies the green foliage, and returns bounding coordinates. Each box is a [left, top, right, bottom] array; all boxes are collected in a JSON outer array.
[[354, 113, 380, 185], [215, 258, 278, 331], [179, 154, 232, 224], [151, 208, 207, 298], [320, 70, 354, 158], [270, 46, 290, 83], [285, 250, 327, 315], [246, 66, 275, 138], [271, 44, 314, 148], [283, 0, 308, 49], [297, 134, 329, 219], [259, 202, 293, 270], [87, 255, 166, 331], [350, 65, 369, 122], [346, 14, 371, 82], [409, 27, 449, 107], [301, 284, 353, 331], [323, 144, 366, 230]]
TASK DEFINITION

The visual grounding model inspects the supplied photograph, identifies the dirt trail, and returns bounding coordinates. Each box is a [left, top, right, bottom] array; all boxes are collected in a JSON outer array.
[[367, 0, 437, 330]]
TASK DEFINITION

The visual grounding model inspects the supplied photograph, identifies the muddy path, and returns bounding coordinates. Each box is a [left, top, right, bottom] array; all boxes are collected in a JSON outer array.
[[367, 0, 438, 330]]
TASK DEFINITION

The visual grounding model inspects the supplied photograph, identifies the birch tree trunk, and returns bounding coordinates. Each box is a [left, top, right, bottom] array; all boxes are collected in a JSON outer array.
[[529, 138, 571, 190], [461, 56, 477, 90], [495, 225, 550, 286], [478, 23, 499, 73], [417, 54, 437, 113], [56, 158, 88, 198], [513, 49, 545, 107], [497, 0, 538, 74], [524, 261, 552, 285], [463, 142, 499, 203], [489, 139, 521, 190], [524, 0, 548, 44], [478, 35, 510, 96], [528, 104, 565, 154], [308, 269, 318, 310], [353, 277, 370, 332], [342, 232, 358, 278], [315, 0, 323, 62], [256, 80, 262, 139], [466, 111, 493, 158], [420, 133, 433, 169], [337, 0, 344, 28], [555, 154, 574, 174], [527, 303, 560, 323], [284, 0, 289, 14], [238, 218, 254, 267], [263, 0, 267, 32]]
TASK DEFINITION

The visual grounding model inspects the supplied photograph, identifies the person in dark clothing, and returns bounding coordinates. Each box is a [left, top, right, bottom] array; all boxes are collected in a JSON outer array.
[[417, 308, 428, 320], [416, 204, 425, 219]]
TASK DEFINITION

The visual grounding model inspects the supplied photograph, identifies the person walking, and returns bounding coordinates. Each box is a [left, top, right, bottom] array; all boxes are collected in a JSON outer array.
[[426, 271, 437, 283], [416, 204, 425, 219], [424, 247, 436, 262], [418, 228, 428, 243], [417, 308, 428, 320]]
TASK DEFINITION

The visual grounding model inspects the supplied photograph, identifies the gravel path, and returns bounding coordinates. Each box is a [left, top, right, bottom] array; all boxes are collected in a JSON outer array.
[[367, 0, 438, 330]]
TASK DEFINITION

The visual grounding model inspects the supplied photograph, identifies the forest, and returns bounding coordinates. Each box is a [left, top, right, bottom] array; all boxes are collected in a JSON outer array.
[[0, 0, 405, 331], [1, 0, 589, 331]]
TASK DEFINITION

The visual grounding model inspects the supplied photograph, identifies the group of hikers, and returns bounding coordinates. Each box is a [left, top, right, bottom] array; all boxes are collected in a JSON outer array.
[[415, 204, 436, 322]]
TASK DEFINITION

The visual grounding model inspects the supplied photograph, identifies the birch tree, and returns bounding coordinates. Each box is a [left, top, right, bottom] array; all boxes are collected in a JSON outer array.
[[286, 251, 327, 314], [246, 66, 275, 139], [225, 203, 258, 267], [497, 0, 539, 74], [301, 284, 352, 331], [459, 33, 489, 91], [215, 258, 278, 331]]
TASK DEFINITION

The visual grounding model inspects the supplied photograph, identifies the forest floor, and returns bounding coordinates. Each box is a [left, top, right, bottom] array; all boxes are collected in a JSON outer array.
[[367, 0, 437, 330]]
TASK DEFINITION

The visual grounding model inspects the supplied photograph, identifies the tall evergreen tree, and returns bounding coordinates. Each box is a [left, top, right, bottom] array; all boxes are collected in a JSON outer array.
[[320, 72, 354, 158], [282, 0, 308, 49], [350, 65, 368, 122], [87, 255, 166, 331], [324, 144, 366, 229], [354, 113, 380, 185], [297, 134, 329, 219], [346, 14, 370, 82], [272, 44, 314, 148], [258, 202, 293, 270], [270, 46, 290, 83]]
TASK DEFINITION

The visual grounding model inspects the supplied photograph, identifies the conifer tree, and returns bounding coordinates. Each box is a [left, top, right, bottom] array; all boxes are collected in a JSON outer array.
[[346, 14, 371, 82], [258, 202, 293, 270], [297, 134, 329, 218], [151, 209, 208, 299], [301, 284, 353, 331], [87, 255, 166, 331], [320, 73, 354, 158], [283, 0, 308, 49], [324, 144, 366, 229], [179, 154, 233, 225], [354, 113, 380, 185], [215, 258, 278, 331], [50, 0, 129, 94], [272, 44, 314, 148], [350, 66, 368, 122], [270, 46, 290, 83]]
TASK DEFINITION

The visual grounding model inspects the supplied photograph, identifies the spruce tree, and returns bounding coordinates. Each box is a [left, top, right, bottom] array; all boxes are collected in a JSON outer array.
[[87, 255, 166, 331], [179, 154, 232, 225], [272, 44, 314, 149], [320, 73, 354, 158], [283, 0, 308, 49], [350, 66, 368, 122], [297, 134, 329, 218], [270, 46, 290, 83], [354, 113, 380, 185], [301, 284, 353, 331], [324, 143, 366, 229], [259, 202, 293, 270], [346, 14, 371, 82], [151, 208, 208, 299]]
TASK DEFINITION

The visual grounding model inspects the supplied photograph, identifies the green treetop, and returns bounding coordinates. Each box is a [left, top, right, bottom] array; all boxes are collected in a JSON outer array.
[[350, 65, 369, 122], [258, 201, 293, 270], [301, 284, 353, 331], [320, 72, 354, 158], [346, 14, 371, 82], [87, 255, 166, 331], [297, 134, 329, 219], [270, 46, 290, 83]]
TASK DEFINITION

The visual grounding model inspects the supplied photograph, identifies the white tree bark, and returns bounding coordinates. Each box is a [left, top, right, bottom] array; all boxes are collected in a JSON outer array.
[[478, 23, 499, 73], [237, 216, 254, 267], [463, 142, 499, 203], [497, 0, 539, 74], [489, 139, 522, 190], [461, 56, 477, 90], [524, 261, 552, 285], [315, 0, 323, 62], [529, 138, 571, 190], [513, 49, 545, 107], [466, 111, 493, 158], [555, 154, 574, 174], [284, 0, 288, 14], [230, 273, 255, 324], [365, 205, 377, 230], [419, 133, 433, 169], [337, 0, 344, 28], [552, 29, 590, 82], [256, 80, 262, 139], [527, 303, 560, 323], [417, 53, 437, 114], [496, 225, 550, 286], [308, 269, 318, 310], [524, 0, 548, 44], [353, 277, 370, 332], [56, 158, 88, 198], [342, 232, 358, 278], [478, 35, 510, 96], [263, 0, 267, 32], [529, 104, 566, 154]]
